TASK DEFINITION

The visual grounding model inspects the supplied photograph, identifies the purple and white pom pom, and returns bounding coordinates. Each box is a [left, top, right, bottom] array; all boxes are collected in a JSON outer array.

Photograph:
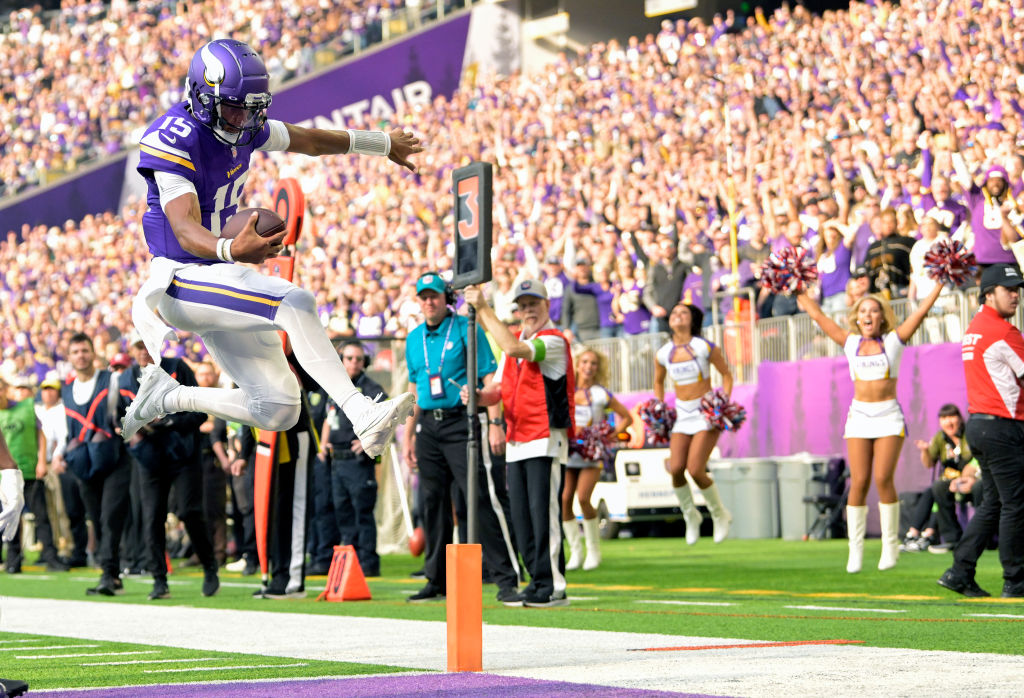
[[923, 239, 977, 288], [700, 389, 747, 432], [759, 246, 818, 295]]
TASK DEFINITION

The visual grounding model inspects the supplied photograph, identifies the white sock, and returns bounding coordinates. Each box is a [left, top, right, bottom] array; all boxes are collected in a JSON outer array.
[[275, 289, 360, 409]]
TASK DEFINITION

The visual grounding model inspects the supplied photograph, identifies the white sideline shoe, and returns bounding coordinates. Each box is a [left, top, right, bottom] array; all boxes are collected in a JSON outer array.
[[121, 364, 178, 440], [351, 392, 415, 458]]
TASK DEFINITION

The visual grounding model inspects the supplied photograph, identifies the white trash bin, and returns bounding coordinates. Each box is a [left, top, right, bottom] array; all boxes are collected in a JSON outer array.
[[775, 453, 836, 541], [708, 458, 779, 539]]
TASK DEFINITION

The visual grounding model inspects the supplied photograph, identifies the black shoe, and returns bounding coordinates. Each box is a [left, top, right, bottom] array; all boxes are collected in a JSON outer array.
[[937, 569, 991, 598], [407, 584, 445, 603], [497, 586, 524, 606], [242, 561, 260, 577], [39, 554, 69, 572], [202, 567, 220, 597], [5, 565, 21, 574], [63, 556, 88, 568], [148, 580, 171, 600], [0, 677, 29, 697], [44, 558, 70, 573], [1002, 581, 1024, 598], [409, 568, 426, 579], [87, 574, 124, 596], [261, 588, 306, 600], [523, 592, 569, 608], [306, 562, 332, 576]]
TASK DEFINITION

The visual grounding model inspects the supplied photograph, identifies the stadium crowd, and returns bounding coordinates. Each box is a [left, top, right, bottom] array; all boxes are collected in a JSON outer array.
[[3, 0, 1024, 385], [0, 0, 460, 198]]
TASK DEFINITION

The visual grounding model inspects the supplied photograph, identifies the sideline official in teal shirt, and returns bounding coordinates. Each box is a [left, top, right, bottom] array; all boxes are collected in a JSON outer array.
[[406, 274, 496, 410]]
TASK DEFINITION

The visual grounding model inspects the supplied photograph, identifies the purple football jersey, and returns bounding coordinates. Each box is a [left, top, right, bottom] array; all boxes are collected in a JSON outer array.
[[137, 103, 273, 264]]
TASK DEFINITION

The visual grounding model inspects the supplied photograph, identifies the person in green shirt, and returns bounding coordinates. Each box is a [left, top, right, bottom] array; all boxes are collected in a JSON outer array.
[[0, 377, 58, 572]]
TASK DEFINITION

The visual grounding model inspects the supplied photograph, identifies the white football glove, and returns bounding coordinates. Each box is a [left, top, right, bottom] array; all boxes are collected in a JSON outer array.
[[0, 469, 25, 543]]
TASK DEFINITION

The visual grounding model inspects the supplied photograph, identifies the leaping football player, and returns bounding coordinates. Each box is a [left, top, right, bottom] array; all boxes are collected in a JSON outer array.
[[124, 39, 418, 457]]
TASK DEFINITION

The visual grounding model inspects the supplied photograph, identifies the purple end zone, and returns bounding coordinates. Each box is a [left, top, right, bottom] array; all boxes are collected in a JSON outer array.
[[37, 673, 721, 697]]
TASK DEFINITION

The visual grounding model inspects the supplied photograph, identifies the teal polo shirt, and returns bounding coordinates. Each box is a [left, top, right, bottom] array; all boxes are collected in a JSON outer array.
[[406, 313, 497, 410]]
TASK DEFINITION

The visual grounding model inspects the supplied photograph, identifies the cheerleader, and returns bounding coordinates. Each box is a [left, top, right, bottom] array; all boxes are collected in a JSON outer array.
[[654, 303, 734, 545], [796, 283, 942, 572], [563, 348, 633, 570]]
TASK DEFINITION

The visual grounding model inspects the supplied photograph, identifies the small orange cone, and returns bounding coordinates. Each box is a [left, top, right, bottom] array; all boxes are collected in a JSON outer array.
[[317, 545, 371, 601]]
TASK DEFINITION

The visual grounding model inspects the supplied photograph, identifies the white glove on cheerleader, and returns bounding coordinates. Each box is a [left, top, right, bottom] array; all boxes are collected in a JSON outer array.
[[0, 469, 25, 543]]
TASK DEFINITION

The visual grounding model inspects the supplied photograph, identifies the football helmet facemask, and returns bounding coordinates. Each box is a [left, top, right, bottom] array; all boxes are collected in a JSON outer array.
[[185, 39, 272, 147]]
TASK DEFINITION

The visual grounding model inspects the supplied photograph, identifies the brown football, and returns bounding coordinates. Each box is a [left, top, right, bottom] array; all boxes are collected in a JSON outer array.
[[220, 207, 286, 239]]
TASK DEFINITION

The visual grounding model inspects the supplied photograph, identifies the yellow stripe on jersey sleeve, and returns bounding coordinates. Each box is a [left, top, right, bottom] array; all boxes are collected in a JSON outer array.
[[139, 144, 196, 171]]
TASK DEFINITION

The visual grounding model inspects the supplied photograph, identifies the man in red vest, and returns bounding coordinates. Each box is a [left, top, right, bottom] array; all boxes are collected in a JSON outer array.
[[465, 280, 575, 607]]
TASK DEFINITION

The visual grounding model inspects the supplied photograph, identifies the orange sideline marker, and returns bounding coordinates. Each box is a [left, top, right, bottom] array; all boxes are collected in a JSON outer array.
[[317, 545, 371, 601], [446, 543, 482, 672]]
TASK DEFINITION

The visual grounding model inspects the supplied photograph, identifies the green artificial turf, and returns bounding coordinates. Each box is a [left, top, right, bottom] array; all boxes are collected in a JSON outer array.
[[0, 631, 415, 689], [3, 537, 1021, 658]]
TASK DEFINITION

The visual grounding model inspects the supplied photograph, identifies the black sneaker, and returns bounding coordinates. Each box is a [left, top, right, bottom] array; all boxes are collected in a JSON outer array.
[[148, 580, 171, 600], [407, 584, 445, 603], [1002, 581, 1024, 598], [409, 568, 426, 579], [937, 569, 991, 598], [497, 587, 524, 607], [87, 574, 124, 596], [523, 592, 569, 608], [242, 560, 260, 576], [40, 555, 70, 572], [0, 677, 28, 697], [202, 567, 220, 597], [306, 562, 332, 576], [259, 588, 306, 600]]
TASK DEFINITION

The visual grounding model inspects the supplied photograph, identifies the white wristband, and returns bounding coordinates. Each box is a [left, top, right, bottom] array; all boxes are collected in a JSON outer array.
[[345, 129, 391, 157], [216, 237, 235, 263]]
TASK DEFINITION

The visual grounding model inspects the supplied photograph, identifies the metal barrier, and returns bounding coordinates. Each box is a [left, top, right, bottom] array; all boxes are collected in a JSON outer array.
[[360, 286, 981, 397]]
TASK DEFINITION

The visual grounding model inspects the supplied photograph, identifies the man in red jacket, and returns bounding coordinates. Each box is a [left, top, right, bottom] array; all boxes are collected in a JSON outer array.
[[466, 279, 574, 608], [939, 264, 1024, 598]]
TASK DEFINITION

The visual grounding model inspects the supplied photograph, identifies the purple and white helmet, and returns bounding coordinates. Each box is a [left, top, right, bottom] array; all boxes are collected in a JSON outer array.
[[185, 39, 271, 147]]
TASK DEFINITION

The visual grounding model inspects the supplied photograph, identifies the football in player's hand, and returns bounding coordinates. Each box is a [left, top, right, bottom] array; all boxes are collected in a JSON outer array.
[[220, 207, 286, 239]]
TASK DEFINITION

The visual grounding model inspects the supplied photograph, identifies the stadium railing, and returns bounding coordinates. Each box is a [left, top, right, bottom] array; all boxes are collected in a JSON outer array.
[[343, 285, 1002, 397]]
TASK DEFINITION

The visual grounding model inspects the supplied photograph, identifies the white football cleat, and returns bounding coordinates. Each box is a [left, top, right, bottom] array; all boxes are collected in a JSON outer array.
[[351, 392, 415, 458], [121, 364, 179, 440]]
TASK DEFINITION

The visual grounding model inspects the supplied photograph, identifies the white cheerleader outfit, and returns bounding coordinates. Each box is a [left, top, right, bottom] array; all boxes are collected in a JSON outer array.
[[842, 331, 907, 439], [568, 384, 612, 469], [657, 338, 715, 436]]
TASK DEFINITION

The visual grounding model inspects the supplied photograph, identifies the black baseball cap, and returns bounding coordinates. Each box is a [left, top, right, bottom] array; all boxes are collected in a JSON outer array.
[[851, 265, 869, 279], [980, 264, 1024, 295]]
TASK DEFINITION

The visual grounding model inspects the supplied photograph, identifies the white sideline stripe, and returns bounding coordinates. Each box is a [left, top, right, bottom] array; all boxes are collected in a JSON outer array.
[[636, 600, 738, 607], [0, 644, 98, 651], [786, 605, 906, 614], [966, 613, 1024, 619], [568, 596, 599, 601], [19, 651, 160, 660], [0, 639, 37, 644], [6, 597, 1023, 696], [144, 663, 308, 673], [81, 657, 223, 666]]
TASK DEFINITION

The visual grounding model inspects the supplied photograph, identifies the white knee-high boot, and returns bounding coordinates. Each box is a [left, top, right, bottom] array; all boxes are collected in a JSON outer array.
[[563, 520, 583, 571], [582, 517, 602, 570], [878, 501, 900, 571], [700, 482, 732, 543], [846, 505, 867, 573], [674, 486, 703, 545]]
